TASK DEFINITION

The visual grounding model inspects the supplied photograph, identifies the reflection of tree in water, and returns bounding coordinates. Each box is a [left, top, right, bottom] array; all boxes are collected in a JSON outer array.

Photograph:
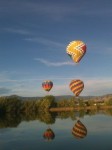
[[75, 110, 86, 119], [57, 111, 77, 120], [0, 108, 112, 128], [0, 114, 21, 128], [0, 111, 84, 128], [85, 109, 98, 116], [0, 111, 56, 128], [79, 110, 85, 118], [104, 109, 112, 116], [37, 111, 56, 124]]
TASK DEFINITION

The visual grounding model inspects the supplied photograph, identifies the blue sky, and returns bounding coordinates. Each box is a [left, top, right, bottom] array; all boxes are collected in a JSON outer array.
[[0, 0, 112, 97]]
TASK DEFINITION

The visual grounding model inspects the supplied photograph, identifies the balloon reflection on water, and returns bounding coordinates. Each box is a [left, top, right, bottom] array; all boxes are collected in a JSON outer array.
[[72, 120, 87, 139], [43, 128, 55, 141]]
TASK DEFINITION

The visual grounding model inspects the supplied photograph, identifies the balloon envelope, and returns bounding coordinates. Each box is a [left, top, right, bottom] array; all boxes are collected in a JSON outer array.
[[72, 120, 87, 139], [42, 80, 53, 92], [66, 40, 86, 63], [69, 79, 84, 96]]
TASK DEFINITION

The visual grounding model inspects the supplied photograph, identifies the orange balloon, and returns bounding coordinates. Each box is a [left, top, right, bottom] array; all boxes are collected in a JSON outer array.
[[42, 80, 53, 92], [66, 40, 86, 63]]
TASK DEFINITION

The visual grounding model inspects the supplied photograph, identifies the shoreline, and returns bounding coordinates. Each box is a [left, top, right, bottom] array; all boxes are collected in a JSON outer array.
[[49, 106, 112, 112]]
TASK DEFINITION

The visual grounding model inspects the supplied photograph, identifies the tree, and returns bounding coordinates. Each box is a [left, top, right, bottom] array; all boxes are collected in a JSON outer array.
[[39, 95, 56, 112], [78, 99, 85, 107]]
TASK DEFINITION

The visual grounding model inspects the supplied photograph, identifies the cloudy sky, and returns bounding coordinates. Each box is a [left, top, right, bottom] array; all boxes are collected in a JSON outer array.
[[0, 0, 112, 97]]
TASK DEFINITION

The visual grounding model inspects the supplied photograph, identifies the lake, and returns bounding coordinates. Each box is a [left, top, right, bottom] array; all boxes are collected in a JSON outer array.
[[0, 110, 112, 150]]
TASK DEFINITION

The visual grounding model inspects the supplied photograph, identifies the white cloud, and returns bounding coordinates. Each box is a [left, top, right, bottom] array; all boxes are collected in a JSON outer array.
[[83, 78, 112, 96], [25, 37, 64, 48], [3, 28, 31, 35], [35, 58, 74, 67]]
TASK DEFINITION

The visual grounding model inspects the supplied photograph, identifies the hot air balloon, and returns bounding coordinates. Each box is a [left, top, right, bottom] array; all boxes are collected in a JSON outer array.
[[66, 40, 86, 63], [72, 120, 87, 139], [43, 128, 55, 141], [42, 80, 53, 92], [69, 79, 84, 97]]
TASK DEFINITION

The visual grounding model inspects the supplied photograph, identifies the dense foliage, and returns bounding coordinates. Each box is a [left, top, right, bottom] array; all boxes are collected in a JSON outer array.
[[0, 95, 112, 128]]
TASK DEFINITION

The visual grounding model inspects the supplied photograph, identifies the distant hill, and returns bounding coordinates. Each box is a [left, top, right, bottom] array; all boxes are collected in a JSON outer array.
[[1, 94, 112, 101], [7, 95, 42, 100]]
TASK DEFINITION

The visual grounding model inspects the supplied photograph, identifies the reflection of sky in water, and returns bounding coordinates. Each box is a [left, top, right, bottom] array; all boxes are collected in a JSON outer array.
[[84, 114, 112, 134], [0, 115, 112, 150]]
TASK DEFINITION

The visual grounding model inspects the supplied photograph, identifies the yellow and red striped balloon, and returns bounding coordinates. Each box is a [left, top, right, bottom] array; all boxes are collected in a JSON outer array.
[[42, 80, 53, 92], [66, 40, 86, 63], [72, 120, 87, 139], [69, 79, 84, 96]]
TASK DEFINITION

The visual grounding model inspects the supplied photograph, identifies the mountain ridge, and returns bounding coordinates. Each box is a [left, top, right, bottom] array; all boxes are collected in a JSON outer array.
[[1, 94, 112, 101]]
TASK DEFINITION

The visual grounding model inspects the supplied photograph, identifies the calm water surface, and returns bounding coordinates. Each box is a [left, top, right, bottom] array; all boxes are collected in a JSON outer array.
[[0, 113, 112, 150]]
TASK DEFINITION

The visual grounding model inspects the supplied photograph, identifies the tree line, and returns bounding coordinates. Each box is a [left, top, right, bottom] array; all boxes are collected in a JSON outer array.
[[0, 95, 112, 114]]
